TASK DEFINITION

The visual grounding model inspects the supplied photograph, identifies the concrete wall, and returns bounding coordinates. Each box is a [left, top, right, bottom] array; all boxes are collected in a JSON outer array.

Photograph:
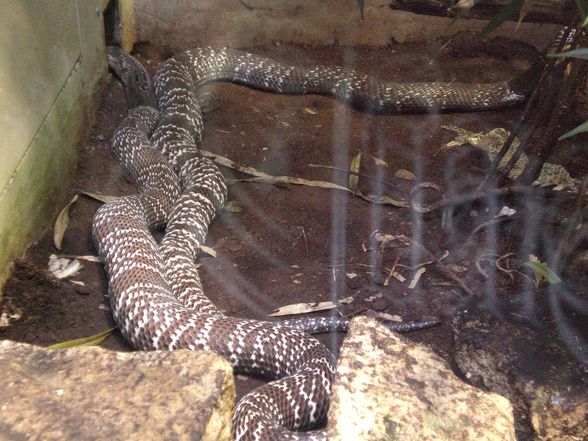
[[133, 0, 559, 51], [0, 0, 108, 292]]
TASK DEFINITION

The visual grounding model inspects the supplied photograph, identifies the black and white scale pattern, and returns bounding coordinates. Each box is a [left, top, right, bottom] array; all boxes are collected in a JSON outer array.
[[95, 46, 536, 440]]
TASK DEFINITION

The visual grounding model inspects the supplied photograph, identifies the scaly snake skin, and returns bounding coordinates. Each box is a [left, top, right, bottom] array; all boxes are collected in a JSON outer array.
[[95, 47, 535, 440]]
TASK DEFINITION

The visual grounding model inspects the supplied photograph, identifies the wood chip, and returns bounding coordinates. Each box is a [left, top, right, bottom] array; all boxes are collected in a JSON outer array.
[[408, 267, 427, 289]]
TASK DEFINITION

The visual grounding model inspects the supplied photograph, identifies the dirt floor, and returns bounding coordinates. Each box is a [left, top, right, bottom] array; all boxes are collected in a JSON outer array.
[[1, 37, 586, 409]]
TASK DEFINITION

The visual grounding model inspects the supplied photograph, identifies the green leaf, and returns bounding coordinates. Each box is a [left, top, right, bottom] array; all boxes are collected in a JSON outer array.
[[558, 120, 588, 140], [481, 0, 525, 35], [523, 261, 562, 284], [548, 48, 588, 60], [47, 327, 117, 349]]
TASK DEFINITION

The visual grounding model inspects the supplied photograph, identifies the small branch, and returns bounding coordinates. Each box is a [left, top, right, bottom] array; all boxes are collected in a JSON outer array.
[[387, 0, 574, 25], [410, 181, 538, 213]]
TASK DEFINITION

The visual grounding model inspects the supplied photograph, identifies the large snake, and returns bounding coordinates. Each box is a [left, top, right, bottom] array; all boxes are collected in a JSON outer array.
[[95, 46, 537, 440]]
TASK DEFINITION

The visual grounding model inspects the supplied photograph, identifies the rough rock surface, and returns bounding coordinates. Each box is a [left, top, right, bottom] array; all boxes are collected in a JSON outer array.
[[0, 340, 235, 440], [452, 306, 588, 441], [327, 316, 515, 441]]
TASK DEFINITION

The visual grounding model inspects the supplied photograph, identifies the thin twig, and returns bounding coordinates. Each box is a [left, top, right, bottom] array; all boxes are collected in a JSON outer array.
[[409, 238, 476, 297], [410, 182, 539, 213], [308, 163, 400, 190]]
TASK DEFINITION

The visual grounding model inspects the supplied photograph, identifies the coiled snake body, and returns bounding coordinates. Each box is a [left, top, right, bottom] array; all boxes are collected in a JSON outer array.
[[95, 47, 535, 440]]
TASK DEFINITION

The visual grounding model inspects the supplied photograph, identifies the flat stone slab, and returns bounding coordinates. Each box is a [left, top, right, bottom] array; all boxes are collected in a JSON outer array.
[[328, 316, 515, 441], [0, 340, 235, 440]]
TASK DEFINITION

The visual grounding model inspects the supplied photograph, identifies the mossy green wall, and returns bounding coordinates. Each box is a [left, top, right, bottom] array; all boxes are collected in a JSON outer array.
[[0, 0, 109, 294]]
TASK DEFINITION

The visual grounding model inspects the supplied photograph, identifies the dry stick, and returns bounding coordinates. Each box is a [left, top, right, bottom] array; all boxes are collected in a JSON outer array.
[[410, 182, 539, 213], [413, 240, 476, 297], [202, 150, 409, 207], [468, 215, 518, 243], [384, 235, 477, 297]]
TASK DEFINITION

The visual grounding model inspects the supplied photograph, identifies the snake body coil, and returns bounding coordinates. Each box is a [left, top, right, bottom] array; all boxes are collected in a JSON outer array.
[[95, 47, 536, 440]]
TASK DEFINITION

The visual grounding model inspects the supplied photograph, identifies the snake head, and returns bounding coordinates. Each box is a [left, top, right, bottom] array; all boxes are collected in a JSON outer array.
[[106, 46, 156, 109], [106, 46, 133, 83]]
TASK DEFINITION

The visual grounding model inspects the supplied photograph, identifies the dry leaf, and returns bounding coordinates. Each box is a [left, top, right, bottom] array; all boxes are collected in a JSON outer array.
[[349, 151, 362, 192], [394, 169, 416, 181], [200, 245, 217, 257], [74, 255, 101, 262], [58, 254, 101, 263], [338, 295, 355, 305], [53, 195, 79, 250], [372, 155, 389, 167], [269, 301, 336, 316], [376, 312, 402, 322], [224, 200, 242, 212], [48, 254, 83, 279], [201, 150, 409, 208], [269, 295, 354, 316], [79, 191, 119, 203], [47, 327, 117, 349], [359, 193, 409, 208], [365, 292, 383, 302], [445, 263, 468, 273]]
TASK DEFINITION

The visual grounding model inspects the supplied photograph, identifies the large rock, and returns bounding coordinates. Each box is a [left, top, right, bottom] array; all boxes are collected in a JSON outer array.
[[328, 316, 515, 441], [452, 307, 588, 441], [0, 340, 235, 440]]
